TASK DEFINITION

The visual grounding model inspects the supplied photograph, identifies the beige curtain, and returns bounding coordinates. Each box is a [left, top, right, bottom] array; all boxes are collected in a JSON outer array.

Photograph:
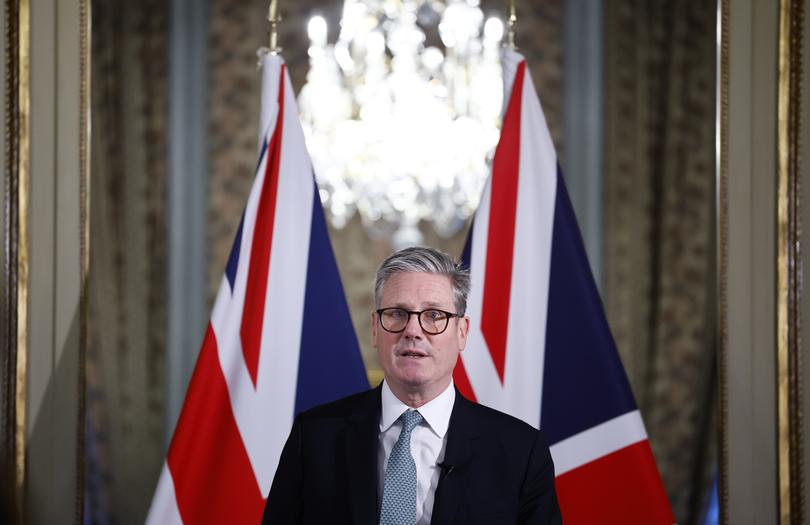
[[603, 2, 717, 523], [85, 1, 169, 522]]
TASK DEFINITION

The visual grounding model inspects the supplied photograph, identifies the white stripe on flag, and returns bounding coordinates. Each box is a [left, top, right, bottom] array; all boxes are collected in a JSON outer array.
[[252, 61, 314, 485], [146, 464, 184, 525], [459, 49, 556, 430], [259, 55, 281, 156], [210, 54, 314, 498], [502, 54, 556, 428], [463, 178, 503, 398], [549, 410, 648, 476]]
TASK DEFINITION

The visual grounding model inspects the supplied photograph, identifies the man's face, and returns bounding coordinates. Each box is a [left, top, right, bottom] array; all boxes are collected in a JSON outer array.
[[372, 272, 469, 401]]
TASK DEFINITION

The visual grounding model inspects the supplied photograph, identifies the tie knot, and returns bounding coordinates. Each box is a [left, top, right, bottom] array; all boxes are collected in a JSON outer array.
[[399, 410, 422, 433]]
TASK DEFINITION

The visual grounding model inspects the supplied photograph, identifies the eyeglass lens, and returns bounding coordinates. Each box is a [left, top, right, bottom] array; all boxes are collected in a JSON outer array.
[[379, 308, 450, 334]]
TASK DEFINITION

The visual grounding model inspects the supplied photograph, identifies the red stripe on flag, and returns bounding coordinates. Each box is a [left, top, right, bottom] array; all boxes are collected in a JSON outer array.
[[240, 65, 286, 387], [554, 440, 674, 524], [167, 325, 266, 524], [452, 355, 477, 402], [480, 62, 526, 383]]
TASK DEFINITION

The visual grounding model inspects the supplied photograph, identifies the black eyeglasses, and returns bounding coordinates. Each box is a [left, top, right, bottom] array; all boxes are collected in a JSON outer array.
[[376, 307, 461, 335]]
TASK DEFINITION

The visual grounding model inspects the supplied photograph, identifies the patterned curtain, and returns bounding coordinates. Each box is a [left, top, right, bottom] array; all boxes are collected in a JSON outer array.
[[603, 2, 717, 523], [85, 1, 169, 523]]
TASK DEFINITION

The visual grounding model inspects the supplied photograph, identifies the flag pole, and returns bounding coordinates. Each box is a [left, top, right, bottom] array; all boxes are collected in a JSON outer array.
[[506, 0, 517, 49], [268, 0, 281, 54]]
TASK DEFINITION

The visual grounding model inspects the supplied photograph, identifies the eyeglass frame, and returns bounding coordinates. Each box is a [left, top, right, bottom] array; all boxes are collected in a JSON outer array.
[[375, 307, 462, 335]]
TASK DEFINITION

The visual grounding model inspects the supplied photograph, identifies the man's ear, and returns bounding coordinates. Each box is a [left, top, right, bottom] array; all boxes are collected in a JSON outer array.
[[457, 316, 470, 351], [371, 311, 378, 348]]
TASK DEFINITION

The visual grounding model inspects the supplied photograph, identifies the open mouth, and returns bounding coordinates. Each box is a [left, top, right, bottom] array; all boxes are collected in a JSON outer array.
[[400, 351, 427, 359]]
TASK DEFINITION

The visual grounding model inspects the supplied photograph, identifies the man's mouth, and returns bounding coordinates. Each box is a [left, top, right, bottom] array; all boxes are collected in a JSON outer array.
[[399, 350, 428, 359]]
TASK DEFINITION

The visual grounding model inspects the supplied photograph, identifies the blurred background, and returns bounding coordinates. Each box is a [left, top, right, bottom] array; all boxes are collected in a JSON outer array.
[[84, 0, 717, 523]]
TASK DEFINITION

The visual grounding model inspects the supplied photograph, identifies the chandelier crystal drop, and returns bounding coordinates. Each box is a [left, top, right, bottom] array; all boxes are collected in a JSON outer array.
[[298, 0, 504, 247]]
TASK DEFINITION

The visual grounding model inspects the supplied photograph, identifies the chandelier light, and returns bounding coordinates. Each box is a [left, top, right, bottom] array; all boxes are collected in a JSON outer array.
[[298, 0, 504, 247]]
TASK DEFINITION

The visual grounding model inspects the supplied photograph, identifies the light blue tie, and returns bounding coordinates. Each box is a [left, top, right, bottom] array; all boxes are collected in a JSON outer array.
[[380, 410, 423, 525]]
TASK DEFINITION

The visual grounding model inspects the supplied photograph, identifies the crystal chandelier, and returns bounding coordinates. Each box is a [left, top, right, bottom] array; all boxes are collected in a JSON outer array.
[[298, 0, 504, 247]]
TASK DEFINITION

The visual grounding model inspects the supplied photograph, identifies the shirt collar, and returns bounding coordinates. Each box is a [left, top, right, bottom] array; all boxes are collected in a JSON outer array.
[[379, 380, 456, 438]]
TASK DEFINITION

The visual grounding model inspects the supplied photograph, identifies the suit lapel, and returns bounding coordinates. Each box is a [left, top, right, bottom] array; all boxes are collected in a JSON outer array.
[[431, 390, 480, 525], [342, 386, 381, 525]]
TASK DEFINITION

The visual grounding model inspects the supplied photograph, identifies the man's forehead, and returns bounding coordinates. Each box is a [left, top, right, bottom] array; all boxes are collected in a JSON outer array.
[[381, 272, 454, 304]]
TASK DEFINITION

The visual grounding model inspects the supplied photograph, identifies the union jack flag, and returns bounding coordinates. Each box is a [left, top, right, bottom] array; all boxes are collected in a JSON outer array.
[[146, 53, 369, 525], [454, 48, 675, 524]]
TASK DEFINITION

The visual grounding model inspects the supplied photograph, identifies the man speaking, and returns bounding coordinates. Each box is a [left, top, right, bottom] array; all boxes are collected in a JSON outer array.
[[263, 246, 562, 524]]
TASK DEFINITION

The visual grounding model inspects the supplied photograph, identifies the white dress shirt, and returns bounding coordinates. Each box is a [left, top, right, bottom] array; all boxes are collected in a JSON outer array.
[[378, 380, 456, 525]]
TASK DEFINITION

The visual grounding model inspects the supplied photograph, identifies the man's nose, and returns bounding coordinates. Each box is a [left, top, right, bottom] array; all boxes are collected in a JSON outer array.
[[402, 313, 424, 338]]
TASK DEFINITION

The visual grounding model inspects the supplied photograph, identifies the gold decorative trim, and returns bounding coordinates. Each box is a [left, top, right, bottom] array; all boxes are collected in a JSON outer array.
[[777, 0, 804, 522], [776, 0, 791, 517], [76, 0, 90, 520], [790, 0, 805, 517], [2, 0, 19, 515], [717, 0, 729, 523], [14, 0, 29, 502], [777, 1, 790, 520]]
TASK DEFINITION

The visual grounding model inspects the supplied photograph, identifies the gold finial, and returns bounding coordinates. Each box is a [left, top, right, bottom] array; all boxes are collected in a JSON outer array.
[[506, 0, 517, 49], [268, 0, 282, 54]]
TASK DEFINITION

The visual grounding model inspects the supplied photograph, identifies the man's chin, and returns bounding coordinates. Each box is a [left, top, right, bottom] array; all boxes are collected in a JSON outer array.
[[392, 370, 430, 388]]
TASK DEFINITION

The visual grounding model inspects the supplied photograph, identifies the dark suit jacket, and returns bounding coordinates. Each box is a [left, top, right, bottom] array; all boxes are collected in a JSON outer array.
[[262, 386, 562, 524]]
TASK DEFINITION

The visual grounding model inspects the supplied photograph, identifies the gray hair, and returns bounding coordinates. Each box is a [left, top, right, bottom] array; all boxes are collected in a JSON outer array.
[[374, 246, 470, 315]]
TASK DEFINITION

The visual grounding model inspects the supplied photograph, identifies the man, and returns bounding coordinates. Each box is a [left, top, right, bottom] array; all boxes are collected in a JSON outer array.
[[263, 246, 562, 524]]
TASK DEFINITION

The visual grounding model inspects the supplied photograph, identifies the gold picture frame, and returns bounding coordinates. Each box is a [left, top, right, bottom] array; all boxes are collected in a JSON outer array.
[[2, 0, 30, 514], [2, 0, 90, 520], [718, 0, 806, 522], [775, 0, 805, 521], [0, 0, 805, 521]]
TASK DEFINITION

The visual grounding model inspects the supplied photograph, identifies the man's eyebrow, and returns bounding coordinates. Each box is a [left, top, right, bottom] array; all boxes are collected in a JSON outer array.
[[383, 301, 448, 309], [421, 301, 447, 309], [391, 302, 416, 309]]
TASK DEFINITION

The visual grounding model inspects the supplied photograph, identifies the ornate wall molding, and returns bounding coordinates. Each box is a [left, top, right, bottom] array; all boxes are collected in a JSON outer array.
[[776, 0, 805, 521], [2, 0, 29, 517]]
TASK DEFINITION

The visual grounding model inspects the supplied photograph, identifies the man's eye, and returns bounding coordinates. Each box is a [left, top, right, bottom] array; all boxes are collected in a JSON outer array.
[[388, 309, 407, 320], [425, 310, 445, 321]]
